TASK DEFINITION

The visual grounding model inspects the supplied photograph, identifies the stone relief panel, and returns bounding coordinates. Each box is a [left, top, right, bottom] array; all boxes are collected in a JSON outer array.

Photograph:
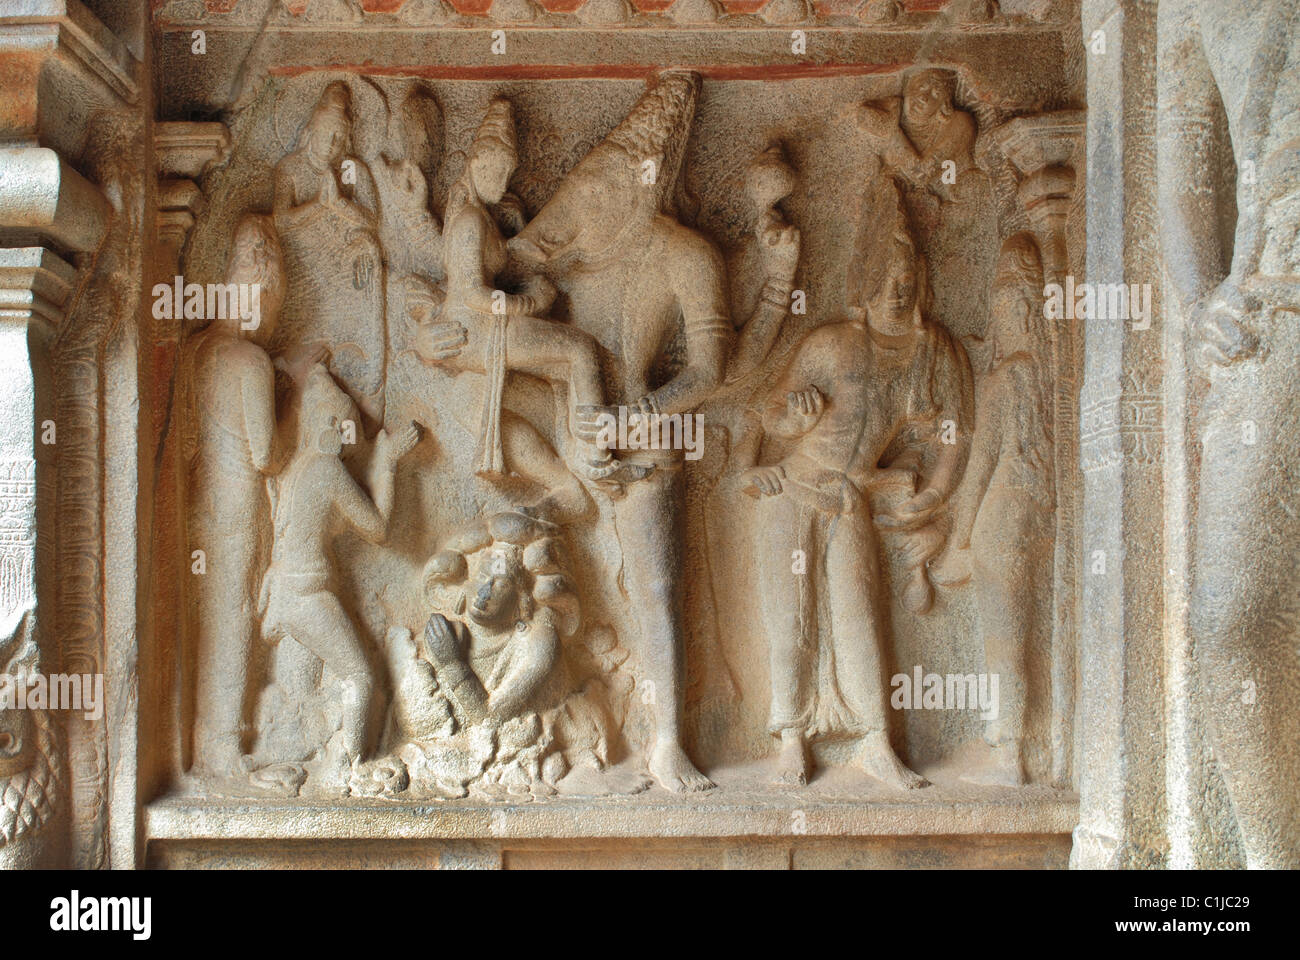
[[170, 60, 1082, 803]]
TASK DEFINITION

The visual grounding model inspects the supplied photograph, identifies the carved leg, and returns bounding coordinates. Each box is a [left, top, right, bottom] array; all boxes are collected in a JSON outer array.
[[1192, 317, 1300, 868], [968, 549, 1032, 787], [191, 509, 261, 778], [754, 493, 815, 784], [824, 508, 927, 789], [279, 590, 378, 763], [503, 317, 624, 478], [612, 471, 713, 791]]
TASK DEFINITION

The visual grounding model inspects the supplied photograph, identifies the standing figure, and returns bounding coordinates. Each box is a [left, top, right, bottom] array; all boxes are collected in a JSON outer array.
[[931, 233, 1055, 787], [1159, 0, 1300, 867], [184, 214, 307, 779], [510, 72, 732, 791], [274, 80, 386, 426], [738, 179, 970, 788], [413, 98, 631, 482], [257, 365, 421, 787]]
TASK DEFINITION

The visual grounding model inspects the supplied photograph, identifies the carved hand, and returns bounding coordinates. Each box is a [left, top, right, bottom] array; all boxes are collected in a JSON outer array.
[[414, 321, 468, 363], [875, 486, 944, 531], [741, 464, 786, 498], [421, 613, 462, 667], [785, 387, 824, 432], [758, 214, 801, 284], [522, 273, 557, 314], [574, 404, 620, 444], [319, 169, 340, 206], [377, 421, 422, 466], [1190, 282, 1260, 369]]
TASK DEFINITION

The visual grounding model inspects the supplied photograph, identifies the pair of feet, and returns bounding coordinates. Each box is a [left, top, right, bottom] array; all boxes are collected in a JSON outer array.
[[774, 730, 930, 790]]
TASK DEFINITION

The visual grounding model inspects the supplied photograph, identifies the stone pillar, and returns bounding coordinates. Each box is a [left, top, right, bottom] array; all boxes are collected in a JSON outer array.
[[995, 110, 1085, 789], [0, 0, 140, 870], [0, 248, 74, 868], [1072, 0, 1168, 869]]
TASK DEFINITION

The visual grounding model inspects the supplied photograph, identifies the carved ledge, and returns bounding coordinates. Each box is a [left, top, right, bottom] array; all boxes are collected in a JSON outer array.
[[994, 109, 1085, 175], [155, 122, 232, 181], [0, 0, 139, 156], [0, 246, 77, 327], [0, 147, 111, 253]]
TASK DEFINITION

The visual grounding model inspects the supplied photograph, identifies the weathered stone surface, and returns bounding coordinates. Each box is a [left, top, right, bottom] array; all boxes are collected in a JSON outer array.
[[0, 0, 1292, 871]]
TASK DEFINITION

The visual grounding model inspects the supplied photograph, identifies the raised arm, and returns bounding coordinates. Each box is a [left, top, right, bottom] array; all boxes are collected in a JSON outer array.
[[445, 208, 554, 318], [727, 215, 800, 383], [639, 233, 732, 417], [337, 423, 421, 544]]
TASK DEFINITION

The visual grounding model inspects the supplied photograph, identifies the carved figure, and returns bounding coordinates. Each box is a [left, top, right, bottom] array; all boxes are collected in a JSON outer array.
[[1159, 0, 1300, 867], [395, 512, 618, 798], [412, 98, 633, 483], [274, 81, 386, 425], [257, 365, 420, 788], [727, 141, 803, 383], [510, 72, 731, 791], [855, 68, 979, 202], [931, 233, 1055, 787], [738, 179, 970, 788], [183, 214, 314, 779]]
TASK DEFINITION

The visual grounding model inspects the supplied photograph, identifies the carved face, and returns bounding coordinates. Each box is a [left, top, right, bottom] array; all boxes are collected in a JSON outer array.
[[864, 238, 920, 336], [470, 145, 515, 205], [510, 151, 654, 270], [301, 367, 357, 457], [467, 546, 523, 627], [904, 72, 951, 124], [308, 112, 348, 167]]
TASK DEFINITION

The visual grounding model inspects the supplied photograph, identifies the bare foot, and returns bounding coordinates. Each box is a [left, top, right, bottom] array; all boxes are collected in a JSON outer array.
[[249, 762, 307, 797], [649, 741, 715, 793], [960, 743, 1026, 787], [349, 755, 411, 798], [859, 735, 929, 790], [774, 732, 808, 786]]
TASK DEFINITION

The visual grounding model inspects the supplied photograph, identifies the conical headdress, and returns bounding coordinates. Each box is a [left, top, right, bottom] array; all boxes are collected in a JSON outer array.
[[472, 97, 517, 159]]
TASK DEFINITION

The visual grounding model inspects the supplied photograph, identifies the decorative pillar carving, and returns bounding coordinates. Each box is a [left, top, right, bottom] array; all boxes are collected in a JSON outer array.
[[994, 110, 1085, 788], [0, 248, 73, 869], [0, 0, 140, 870], [1072, 0, 1168, 869]]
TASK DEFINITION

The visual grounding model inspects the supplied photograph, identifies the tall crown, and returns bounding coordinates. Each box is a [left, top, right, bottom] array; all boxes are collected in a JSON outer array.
[[473, 97, 517, 157]]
